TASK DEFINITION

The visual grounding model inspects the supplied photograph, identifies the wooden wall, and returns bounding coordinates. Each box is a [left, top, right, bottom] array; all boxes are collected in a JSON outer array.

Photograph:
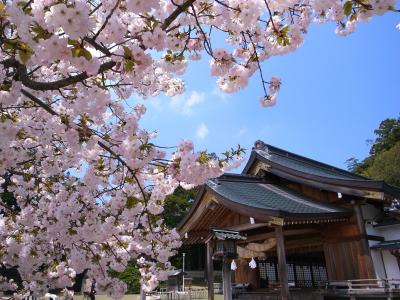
[[323, 220, 376, 280], [218, 209, 251, 228], [285, 181, 376, 280]]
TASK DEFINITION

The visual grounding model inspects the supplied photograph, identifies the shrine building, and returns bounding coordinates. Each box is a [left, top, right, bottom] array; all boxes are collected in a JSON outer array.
[[177, 141, 400, 300]]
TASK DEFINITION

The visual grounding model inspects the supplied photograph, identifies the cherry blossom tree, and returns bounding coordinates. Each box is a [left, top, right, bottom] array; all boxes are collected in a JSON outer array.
[[0, 0, 397, 298]]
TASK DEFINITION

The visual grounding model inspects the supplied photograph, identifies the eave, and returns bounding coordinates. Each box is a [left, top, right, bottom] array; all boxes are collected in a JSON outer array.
[[243, 151, 400, 200], [177, 177, 352, 240]]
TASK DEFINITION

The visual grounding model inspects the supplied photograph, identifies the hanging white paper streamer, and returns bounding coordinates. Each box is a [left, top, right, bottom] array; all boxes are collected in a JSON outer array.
[[231, 259, 237, 271], [249, 257, 257, 269]]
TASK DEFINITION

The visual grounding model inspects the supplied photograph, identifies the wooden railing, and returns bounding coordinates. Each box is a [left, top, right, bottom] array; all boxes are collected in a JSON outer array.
[[322, 278, 400, 293], [158, 289, 208, 300]]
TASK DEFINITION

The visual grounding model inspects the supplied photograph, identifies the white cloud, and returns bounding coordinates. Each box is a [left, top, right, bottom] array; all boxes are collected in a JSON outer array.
[[148, 97, 161, 110], [234, 128, 247, 137], [170, 91, 205, 115], [169, 95, 182, 108], [185, 91, 205, 112], [212, 87, 231, 102], [196, 123, 209, 140]]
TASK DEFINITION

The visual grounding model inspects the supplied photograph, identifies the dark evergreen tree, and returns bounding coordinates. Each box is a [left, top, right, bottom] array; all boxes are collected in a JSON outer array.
[[347, 115, 400, 187]]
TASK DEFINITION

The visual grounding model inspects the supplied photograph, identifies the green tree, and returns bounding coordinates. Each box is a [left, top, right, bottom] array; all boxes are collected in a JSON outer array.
[[364, 143, 400, 187], [347, 115, 400, 187], [370, 117, 400, 156], [116, 261, 141, 294], [163, 186, 197, 228]]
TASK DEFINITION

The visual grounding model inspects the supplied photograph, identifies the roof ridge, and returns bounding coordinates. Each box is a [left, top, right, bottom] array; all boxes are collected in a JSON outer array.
[[254, 141, 367, 180], [214, 173, 265, 182]]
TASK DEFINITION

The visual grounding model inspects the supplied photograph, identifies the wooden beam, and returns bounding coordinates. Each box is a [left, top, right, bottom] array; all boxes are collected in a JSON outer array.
[[284, 237, 322, 248], [206, 240, 214, 300], [239, 228, 320, 243], [179, 192, 217, 235], [275, 226, 289, 300], [185, 230, 209, 239], [226, 222, 269, 232], [325, 234, 384, 243], [222, 257, 232, 300]]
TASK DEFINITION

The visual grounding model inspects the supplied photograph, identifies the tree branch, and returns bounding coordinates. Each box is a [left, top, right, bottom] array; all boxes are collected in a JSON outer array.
[[92, 0, 120, 40], [161, 0, 196, 30], [17, 60, 116, 91], [21, 89, 59, 115]]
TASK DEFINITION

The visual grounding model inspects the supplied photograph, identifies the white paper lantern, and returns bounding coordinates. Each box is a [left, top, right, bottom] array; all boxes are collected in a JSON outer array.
[[231, 259, 237, 271], [249, 257, 257, 269]]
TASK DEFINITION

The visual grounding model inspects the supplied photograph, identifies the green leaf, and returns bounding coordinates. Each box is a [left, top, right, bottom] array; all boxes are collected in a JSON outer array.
[[95, 158, 105, 171], [71, 46, 92, 60], [123, 46, 132, 58], [124, 59, 135, 72], [71, 47, 81, 58], [31, 23, 52, 41], [19, 49, 32, 63], [343, 1, 353, 16], [126, 196, 140, 209], [30, 248, 38, 257], [139, 143, 154, 152], [68, 39, 79, 46], [60, 114, 70, 127], [82, 48, 92, 61], [67, 227, 77, 235], [4, 40, 17, 51]]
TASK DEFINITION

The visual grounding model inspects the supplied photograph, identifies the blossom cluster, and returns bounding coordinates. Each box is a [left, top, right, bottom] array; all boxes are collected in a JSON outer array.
[[0, 0, 396, 299]]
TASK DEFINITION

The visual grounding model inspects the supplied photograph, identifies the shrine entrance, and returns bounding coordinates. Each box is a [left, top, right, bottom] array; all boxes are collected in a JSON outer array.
[[258, 252, 328, 289]]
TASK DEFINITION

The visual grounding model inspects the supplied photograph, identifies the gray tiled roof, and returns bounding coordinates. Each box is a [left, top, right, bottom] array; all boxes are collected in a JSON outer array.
[[253, 143, 367, 181], [207, 175, 349, 215], [212, 229, 247, 240], [370, 240, 400, 250], [262, 151, 362, 180]]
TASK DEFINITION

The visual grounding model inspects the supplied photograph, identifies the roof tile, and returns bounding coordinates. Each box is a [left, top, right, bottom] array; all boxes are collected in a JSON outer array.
[[208, 175, 349, 215]]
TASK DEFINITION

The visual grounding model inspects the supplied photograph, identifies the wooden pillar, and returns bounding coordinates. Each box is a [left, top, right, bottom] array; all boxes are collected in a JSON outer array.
[[275, 226, 289, 300], [206, 241, 214, 300], [354, 203, 370, 255], [222, 258, 232, 300], [354, 203, 376, 278]]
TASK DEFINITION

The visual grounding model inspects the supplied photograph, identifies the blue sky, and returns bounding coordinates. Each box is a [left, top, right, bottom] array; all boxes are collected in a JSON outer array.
[[138, 12, 399, 173]]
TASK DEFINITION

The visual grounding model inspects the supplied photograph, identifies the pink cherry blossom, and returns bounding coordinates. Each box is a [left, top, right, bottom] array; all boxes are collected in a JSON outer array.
[[0, 0, 396, 298]]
